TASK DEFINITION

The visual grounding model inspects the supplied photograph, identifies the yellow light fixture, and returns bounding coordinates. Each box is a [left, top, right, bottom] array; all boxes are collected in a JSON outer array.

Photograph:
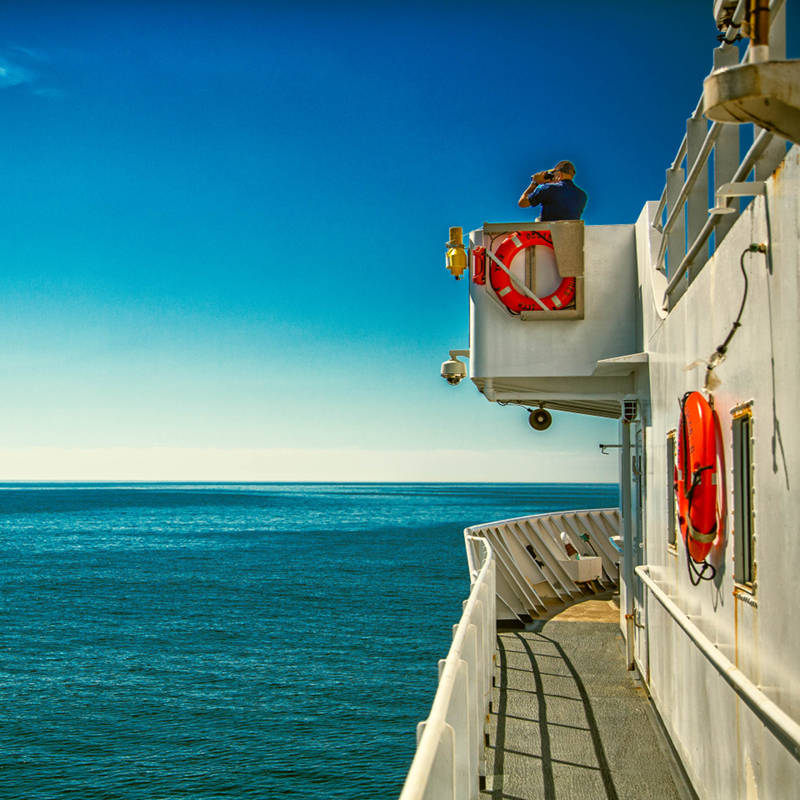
[[445, 226, 467, 279]]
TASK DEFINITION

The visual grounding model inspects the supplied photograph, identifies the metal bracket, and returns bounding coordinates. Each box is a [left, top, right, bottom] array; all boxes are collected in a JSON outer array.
[[709, 181, 767, 215]]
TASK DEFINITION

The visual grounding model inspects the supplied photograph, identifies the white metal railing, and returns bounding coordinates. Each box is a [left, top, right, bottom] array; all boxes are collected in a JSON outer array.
[[399, 537, 496, 800], [636, 565, 800, 763], [653, 0, 788, 310], [465, 508, 621, 620]]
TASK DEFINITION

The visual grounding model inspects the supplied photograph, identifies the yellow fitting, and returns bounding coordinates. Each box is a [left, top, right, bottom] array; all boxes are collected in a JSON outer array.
[[445, 226, 467, 279]]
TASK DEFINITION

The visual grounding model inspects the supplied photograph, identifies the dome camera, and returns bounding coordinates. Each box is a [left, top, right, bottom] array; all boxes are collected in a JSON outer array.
[[441, 358, 467, 385]]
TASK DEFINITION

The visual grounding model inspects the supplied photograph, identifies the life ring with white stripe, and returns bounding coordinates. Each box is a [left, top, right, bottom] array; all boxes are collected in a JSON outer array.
[[489, 230, 575, 314], [675, 391, 725, 583]]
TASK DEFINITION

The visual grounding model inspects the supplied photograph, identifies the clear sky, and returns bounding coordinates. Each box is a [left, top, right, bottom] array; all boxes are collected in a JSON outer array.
[[0, 1, 792, 482]]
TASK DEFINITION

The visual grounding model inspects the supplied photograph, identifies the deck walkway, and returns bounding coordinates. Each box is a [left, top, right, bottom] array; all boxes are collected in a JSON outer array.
[[482, 599, 690, 800]]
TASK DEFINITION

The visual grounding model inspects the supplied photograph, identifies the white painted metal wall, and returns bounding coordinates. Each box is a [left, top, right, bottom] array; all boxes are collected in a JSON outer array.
[[468, 225, 638, 389], [633, 145, 800, 798]]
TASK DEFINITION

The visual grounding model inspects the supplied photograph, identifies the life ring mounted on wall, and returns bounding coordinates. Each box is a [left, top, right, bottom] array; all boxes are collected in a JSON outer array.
[[675, 391, 725, 585], [488, 230, 575, 314]]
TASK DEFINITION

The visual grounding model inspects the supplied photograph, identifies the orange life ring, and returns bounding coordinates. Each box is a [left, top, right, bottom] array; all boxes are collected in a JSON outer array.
[[489, 230, 575, 314], [676, 392, 724, 571]]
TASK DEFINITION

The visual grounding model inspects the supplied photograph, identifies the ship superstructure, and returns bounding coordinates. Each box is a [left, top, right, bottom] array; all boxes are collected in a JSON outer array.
[[402, 2, 800, 797]]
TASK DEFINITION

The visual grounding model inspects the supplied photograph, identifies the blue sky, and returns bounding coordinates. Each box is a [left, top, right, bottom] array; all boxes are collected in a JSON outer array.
[[0, 2, 790, 481]]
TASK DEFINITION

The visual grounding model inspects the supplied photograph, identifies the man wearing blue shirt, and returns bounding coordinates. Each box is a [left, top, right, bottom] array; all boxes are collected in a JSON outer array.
[[518, 160, 587, 221]]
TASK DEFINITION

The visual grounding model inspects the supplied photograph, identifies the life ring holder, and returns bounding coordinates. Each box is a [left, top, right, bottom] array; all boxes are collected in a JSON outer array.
[[488, 230, 575, 314]]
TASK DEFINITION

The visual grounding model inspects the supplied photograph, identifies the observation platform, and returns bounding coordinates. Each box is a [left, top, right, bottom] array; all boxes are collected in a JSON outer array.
[[482, 601, 691, 800], [467, 222, 643, 419]]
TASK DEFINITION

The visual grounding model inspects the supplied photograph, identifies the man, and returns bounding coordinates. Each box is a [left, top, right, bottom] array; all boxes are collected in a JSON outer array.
[[518, 160, 587, 221]]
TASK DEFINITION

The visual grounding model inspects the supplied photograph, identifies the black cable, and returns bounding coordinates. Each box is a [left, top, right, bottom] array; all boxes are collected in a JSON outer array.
[[687, 547, 716, 586], [705, 244, 764, 386], [720, 247, 751, 349]]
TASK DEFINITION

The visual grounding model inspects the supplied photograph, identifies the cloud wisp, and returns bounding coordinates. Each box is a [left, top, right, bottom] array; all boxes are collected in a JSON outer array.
[[0, 48, 61, 97], [9, 44, 50, 63], [0, 56, 35, 89]]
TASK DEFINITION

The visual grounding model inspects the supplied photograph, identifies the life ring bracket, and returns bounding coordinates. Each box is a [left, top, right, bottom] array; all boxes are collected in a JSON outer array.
[[486, 229, 584, 318]]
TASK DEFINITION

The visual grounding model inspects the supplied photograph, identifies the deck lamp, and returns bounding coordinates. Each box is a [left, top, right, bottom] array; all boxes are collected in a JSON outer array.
[[445, 226, 467, 279], [528, 405, 552, 431]]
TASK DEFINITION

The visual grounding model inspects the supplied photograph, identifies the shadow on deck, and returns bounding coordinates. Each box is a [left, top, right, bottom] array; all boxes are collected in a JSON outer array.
[[483, 602, 693, 800]]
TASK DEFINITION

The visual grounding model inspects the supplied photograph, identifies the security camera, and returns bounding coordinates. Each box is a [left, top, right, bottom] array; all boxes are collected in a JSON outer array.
[[441, 358, 467, 385]]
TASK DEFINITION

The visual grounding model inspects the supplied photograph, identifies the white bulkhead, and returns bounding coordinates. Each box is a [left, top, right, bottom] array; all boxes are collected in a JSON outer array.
[[470, 224, 638, 381], [632, 146, 800, 799]]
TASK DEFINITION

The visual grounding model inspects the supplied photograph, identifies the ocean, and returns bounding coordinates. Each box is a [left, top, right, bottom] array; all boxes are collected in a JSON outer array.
[[0, 482, 618, 799]]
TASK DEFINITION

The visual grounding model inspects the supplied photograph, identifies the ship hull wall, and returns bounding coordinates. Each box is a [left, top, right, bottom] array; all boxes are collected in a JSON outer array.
[[632, 146, 800, 798]]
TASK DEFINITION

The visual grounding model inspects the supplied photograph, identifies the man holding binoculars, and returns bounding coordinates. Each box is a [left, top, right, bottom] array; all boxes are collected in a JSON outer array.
[[518, 160, 587, 221]]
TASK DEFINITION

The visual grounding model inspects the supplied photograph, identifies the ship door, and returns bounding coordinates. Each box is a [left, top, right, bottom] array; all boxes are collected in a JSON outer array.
[[630, 418, 648, 678], [621, 409, 648, 677]]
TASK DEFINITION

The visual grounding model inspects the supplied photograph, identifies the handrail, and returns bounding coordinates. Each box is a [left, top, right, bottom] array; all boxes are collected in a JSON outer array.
[[721, 0, 747, 43], [653, 137, 688, 229], [652, 94, 704, 226], [635, 566, 800, 763], [399, 537, 496, 800], [663, 128, 775, 302], [467, 508, 621, 620], [653, 121, 722, 267], [652, 0, 787, 307]]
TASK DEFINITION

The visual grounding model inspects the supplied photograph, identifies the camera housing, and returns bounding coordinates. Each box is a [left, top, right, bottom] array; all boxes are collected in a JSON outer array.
[[441, 358, 467, 385], [544, 170, 556, 181]]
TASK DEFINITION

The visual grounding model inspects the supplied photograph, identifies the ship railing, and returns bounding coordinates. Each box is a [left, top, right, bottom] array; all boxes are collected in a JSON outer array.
[[399, 536, 496, 800], [653, 0, 788, 312], [466, 508, 621, 620], [636, 565, 800, 764]]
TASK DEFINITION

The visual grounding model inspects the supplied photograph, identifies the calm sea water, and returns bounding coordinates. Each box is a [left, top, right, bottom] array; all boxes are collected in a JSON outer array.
[[0, 482, 617, 799]]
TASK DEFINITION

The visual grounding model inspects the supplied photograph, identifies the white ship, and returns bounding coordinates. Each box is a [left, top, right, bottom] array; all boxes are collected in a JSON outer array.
[[401, 1, 799, 798]]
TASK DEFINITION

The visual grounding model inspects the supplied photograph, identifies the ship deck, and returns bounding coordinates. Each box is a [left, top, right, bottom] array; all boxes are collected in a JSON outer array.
[[482, 599, 692, 800]]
